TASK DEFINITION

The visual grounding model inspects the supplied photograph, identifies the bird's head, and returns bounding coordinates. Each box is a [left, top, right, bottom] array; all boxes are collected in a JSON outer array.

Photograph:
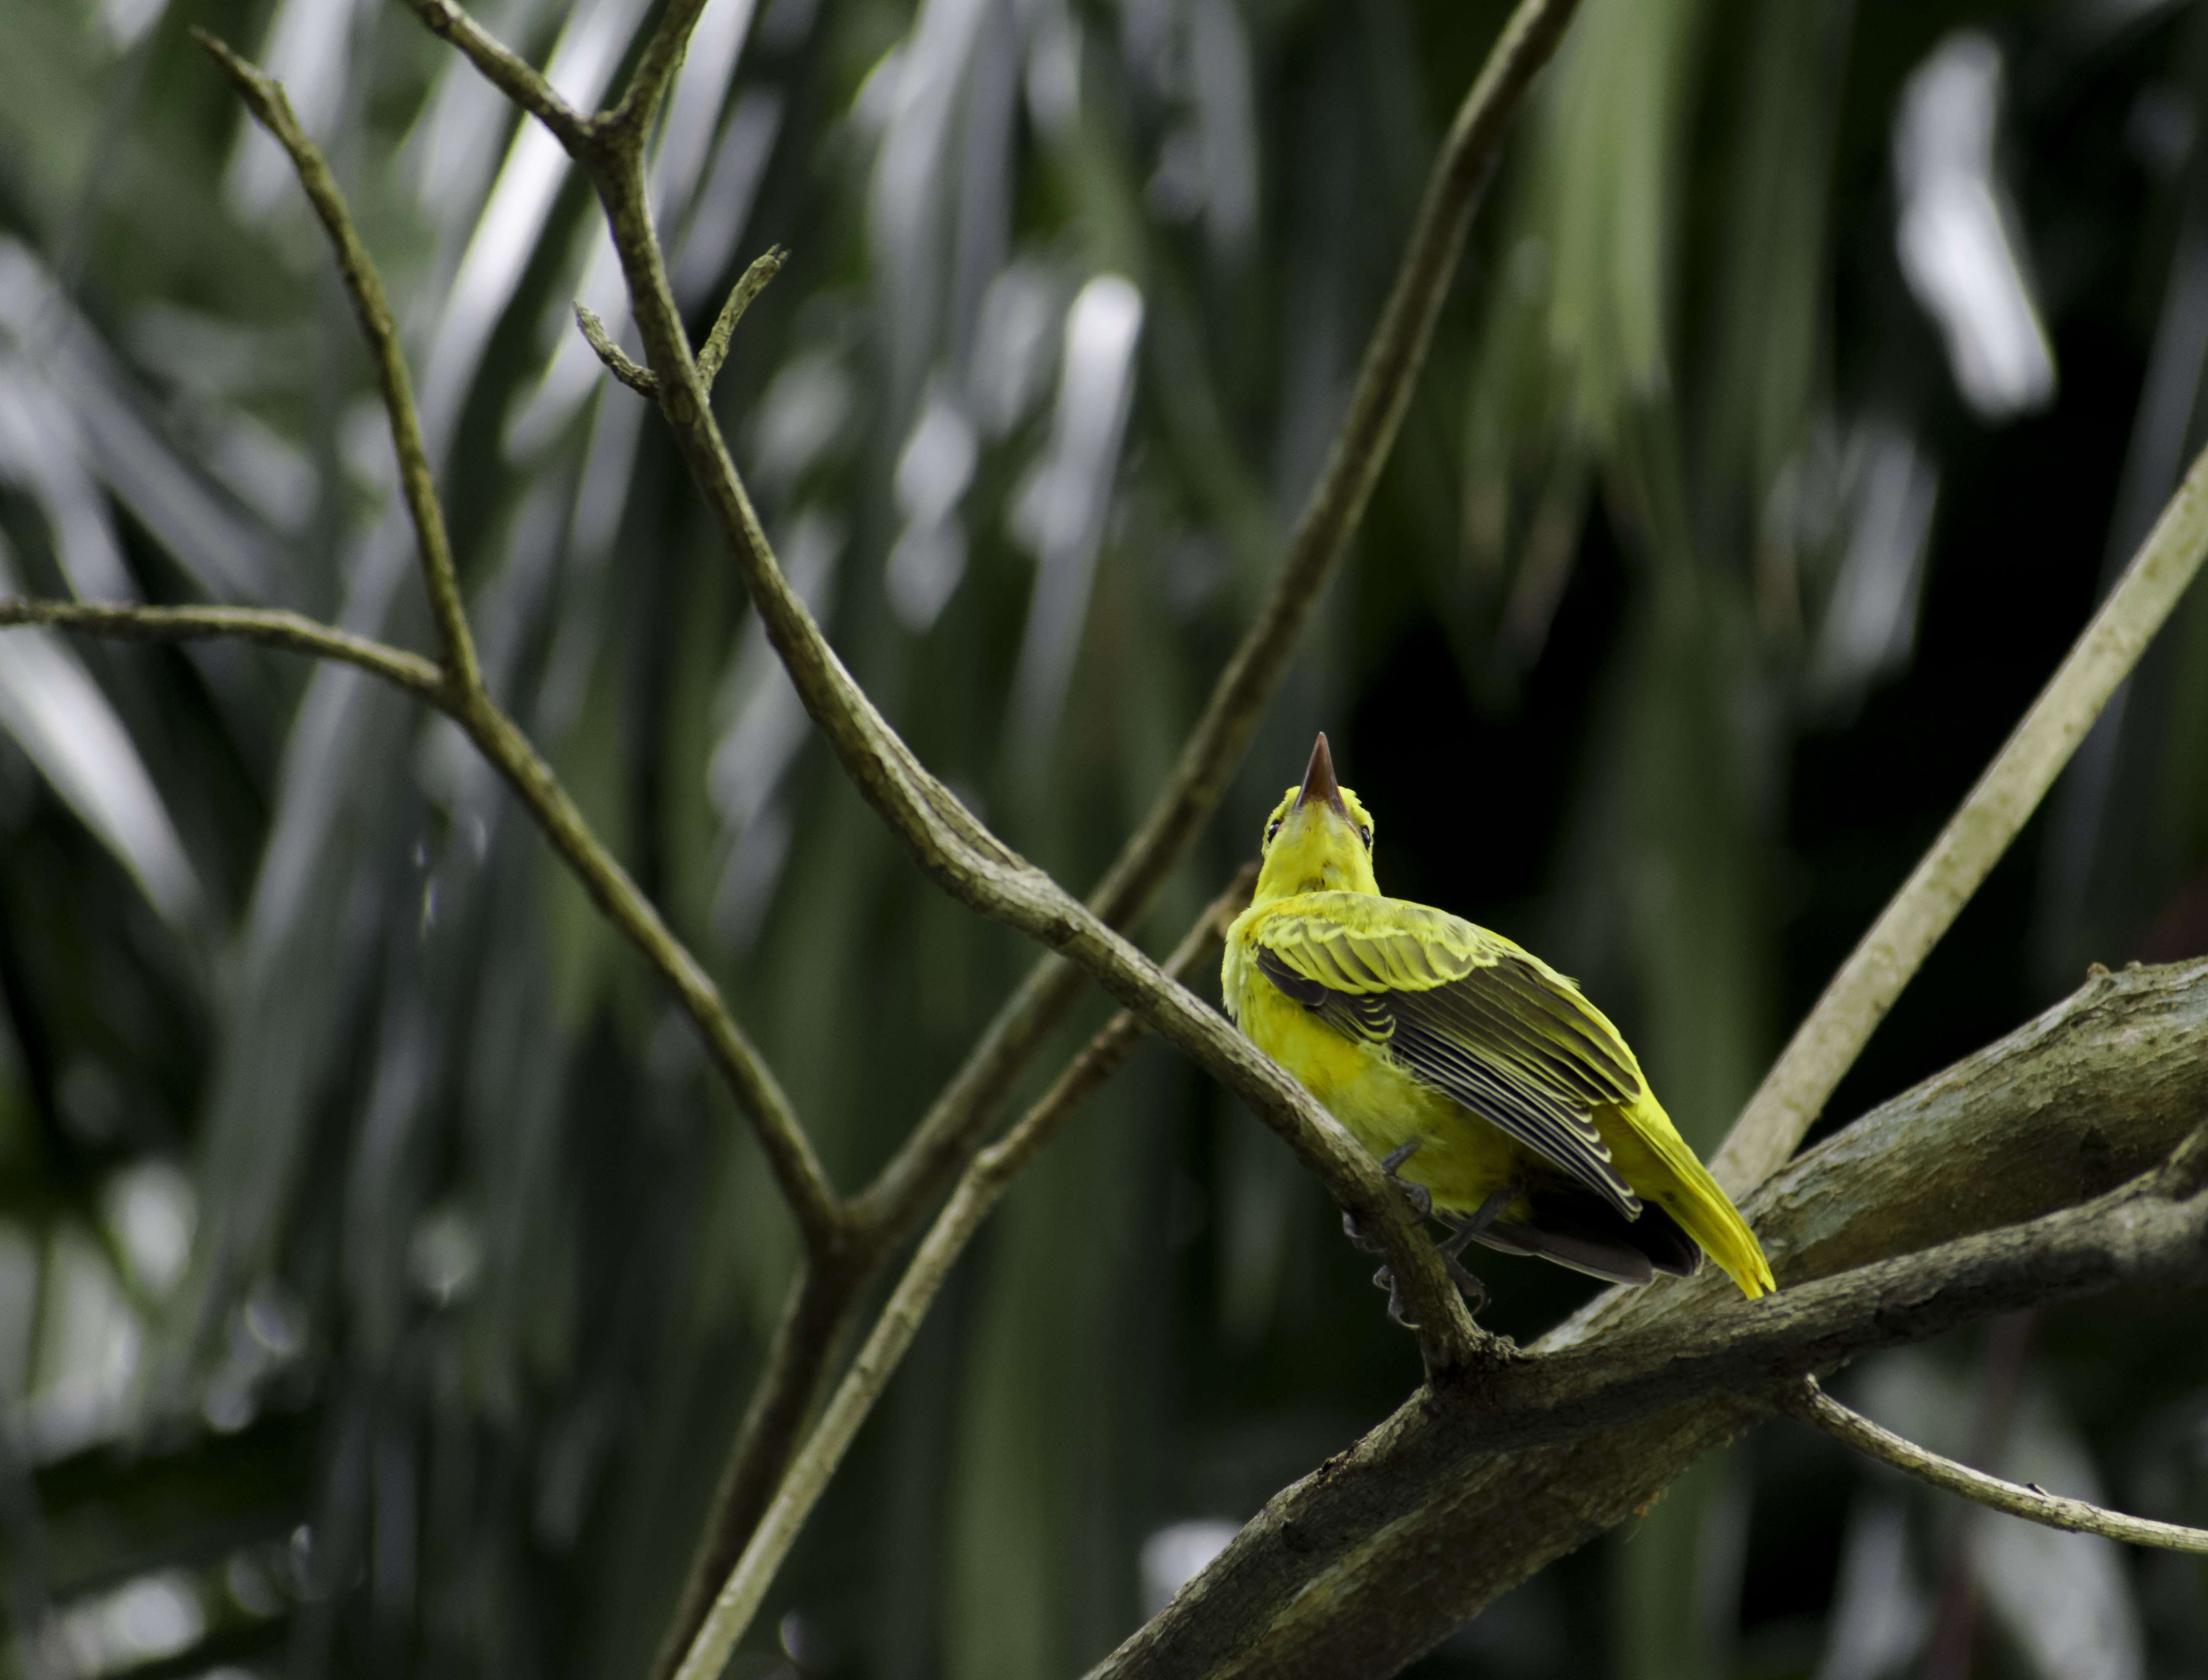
[[1252, 733, 1379, 903]]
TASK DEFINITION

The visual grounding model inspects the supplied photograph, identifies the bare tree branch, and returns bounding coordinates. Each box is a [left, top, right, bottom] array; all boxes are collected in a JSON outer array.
[[670, 866, 1262, 1680], [438, 692, 841, 1241], [395, 0, 1568, 1384], [391, 0, 592, 150], [1711, 436, 2208, 1197], [1093, 958, 2208, 1679], [0, 601, 445, 701], [600, 0, 713, 144], [193, 29, 485, 699], [576, 304, 660, 397], [1780, 1373, 2208, 1555], [695, 247, 783, 390], [576, 249, 781, 403]]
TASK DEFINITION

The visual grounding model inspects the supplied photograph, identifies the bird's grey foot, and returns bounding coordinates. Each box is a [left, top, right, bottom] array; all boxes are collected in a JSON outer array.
[[1436, 1187, 1515, 1260], [1343, 1141, 1432, 1255], [1430, 1187, 1514, 1313], [1438, 1251, 1488, 1315], [1355, 1148, 1497, 1324], [1378, 1141, 1432, 1218]]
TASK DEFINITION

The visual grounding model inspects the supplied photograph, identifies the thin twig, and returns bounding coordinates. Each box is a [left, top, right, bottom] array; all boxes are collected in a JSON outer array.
[[1711, 435, 2208, 1197], [601, 0, 713, 144], [854, 0, 1587, 1257], [1782, 1376, 2208, 1554], [194, 29, 484, 698], [1924, 1310, 2038, 1680], [696, 247, 783, 390], [576, 304, 659, 396], [0, 600, 446, 701], [578, 241, 781, 397], [392, 0, 592, 150], [672, 869, 1261, 1680]]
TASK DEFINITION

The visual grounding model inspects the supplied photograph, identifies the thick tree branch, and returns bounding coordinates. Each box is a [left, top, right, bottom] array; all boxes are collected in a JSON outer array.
[[1096, 958, 2208, 1679], [1712, 436, 2208, 1197], [0, 601, 445, 701], [669, 867, 1263, 1680], [1781, 1374, 2208, 1554], [194, 30, 485, 699]]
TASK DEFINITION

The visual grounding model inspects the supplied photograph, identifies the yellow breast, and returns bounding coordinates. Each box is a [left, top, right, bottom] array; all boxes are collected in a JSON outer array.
[[1224, 914, 1529, 1212]]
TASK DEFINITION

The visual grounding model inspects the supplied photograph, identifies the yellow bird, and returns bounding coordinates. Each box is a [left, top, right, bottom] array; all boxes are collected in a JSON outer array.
[[1222, 734, 1774, 1307]]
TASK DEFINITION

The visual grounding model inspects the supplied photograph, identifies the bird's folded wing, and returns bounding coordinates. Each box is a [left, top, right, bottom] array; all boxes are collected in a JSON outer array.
[[1252, 904, 1643, 1217]]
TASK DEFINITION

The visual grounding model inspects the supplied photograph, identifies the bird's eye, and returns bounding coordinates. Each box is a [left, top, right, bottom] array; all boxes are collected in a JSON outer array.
[[1264, 819, 1283, 845], [1356, 824, 1373, 848]]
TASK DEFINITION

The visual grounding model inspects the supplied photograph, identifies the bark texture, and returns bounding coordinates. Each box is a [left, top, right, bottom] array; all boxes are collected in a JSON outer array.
[[1093, 957, 2208, 1679]]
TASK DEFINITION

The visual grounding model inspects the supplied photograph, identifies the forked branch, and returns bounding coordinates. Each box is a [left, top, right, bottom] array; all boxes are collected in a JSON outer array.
[[575, 247, 785, 401], [1782, 1375, 2208, 1555], [193, 29, 483, 699]]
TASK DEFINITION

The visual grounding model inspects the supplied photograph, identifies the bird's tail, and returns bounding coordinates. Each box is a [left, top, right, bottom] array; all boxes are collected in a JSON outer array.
[[1601, 1095, 1777, 1299]]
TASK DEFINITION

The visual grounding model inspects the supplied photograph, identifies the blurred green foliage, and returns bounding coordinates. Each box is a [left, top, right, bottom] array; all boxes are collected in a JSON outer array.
[[1, 0, 2207, 1676]]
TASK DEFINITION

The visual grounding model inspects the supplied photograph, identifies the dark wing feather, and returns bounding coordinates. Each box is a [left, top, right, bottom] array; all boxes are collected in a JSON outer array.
[[1253, 942, 1642, 1217]]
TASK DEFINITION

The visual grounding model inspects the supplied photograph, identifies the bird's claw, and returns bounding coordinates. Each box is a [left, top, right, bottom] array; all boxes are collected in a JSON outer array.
[[1371, 1255, 1487, 1324], [1342, 1209, 1384, 1255], [1440, 1251, 1488, 1315], [1373, 1264, 1414, 1326]]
